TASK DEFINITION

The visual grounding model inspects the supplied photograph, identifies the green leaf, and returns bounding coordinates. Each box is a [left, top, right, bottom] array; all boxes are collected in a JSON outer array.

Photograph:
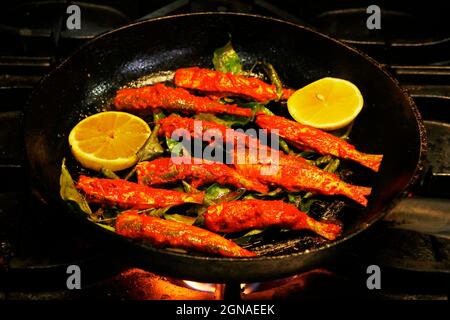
[[97, 223, 115, 232], [100, 168, 120, 179], [139, 206, 172, 217], [136, 124, 164, 162], [60, 158, 92, 214], [195, 113, 250, 128], [278, 139, 291, 154], [232, 229, 265, 245], [204, 183, 245, 205], [312, 155, 333, 167], [192, 184, 245, 225], [205, 184, 231, 201], [212, 40, 242, 74], [324, 158, 340, 173], [253, 188, 284, 198], [165, 136, 185, 157], [153, 111, 166, 123], [288, 193, 302, 207], [251, 103, 276, 116], [181, 180, 203, 195], [299, 198, 318, 213], [124, 120, 165, 181], [164, 214, 196, 226], [262, 62, 283, 100]]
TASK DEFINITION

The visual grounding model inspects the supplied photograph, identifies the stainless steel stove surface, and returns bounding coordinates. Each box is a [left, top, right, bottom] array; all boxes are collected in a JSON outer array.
[[0, 0, 449, 300]]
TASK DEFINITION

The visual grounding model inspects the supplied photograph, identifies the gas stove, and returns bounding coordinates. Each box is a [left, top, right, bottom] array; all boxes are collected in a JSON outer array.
[[0, 0, 449, 301]]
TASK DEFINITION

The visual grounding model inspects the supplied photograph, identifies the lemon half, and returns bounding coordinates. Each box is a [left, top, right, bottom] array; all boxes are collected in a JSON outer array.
[[68, 111, 151, 171], [287, 77, 364, 130]]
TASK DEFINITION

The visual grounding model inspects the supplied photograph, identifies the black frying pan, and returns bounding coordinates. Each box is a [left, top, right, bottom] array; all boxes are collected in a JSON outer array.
[[24, 13, 426, 282]]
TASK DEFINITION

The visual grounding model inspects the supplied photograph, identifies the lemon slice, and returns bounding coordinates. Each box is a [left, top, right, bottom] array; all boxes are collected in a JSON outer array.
[[68, 111, 151, 171], [287, 77, 364, 130]]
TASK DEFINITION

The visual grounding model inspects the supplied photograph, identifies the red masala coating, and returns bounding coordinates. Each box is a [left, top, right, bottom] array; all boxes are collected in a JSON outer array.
[[234, 154, 371, 207], [204, 200, 342, 240], [114, 83, 252, 117], [158, 114, 279, 157], [76, 176, 204, 210], [174, 67, 294, 102], [115, 210, 256, 258], [158, 115, 372, 206], [136, 157, 268, 194], [256, 114, 383, 172]]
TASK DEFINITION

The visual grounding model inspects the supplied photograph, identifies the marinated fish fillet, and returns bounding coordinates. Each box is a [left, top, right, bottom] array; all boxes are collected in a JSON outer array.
[[256, 114, 383, 172], [136, 157, 268, 193], [114, 83, 252, 117], [174, 67, 294, 102], [77, 175, 204, 209], [116, 210, 256, 257], [204, 199, 342, 240]]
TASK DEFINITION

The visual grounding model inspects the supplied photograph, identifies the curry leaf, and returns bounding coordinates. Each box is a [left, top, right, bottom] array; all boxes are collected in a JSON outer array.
[[299, 198, 318, 213], [153, 111, 166, 123], [166, 136, 184, 157], [205, 184, 231, 202], [181, 180, 202, 194], [139, 206, 171, 217], [124, 121, 165, 181], [100, 168, 120, 179], [193, 184, 245, 226], [241, 102, 275, 116], [164, 214, 196, 226], [232, 229, 265, 245], [212, 40, 242, 74], [204, 183, 245, 205], [262, 62, 283, 100], [135, 112, 165, 162], [324, 158, 340, 173], [288, 193, 302, 207], [97, 223, 116, 232], [253, 188, 284, 198], [311, 155, 333, 167], [60, 158, 92, 214], [243, 194, 257, 200], [195, 113, 250, 128], [136, 124, 164, 162]]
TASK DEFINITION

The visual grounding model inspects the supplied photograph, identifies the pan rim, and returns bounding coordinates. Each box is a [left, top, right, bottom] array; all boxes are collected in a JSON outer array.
[[24, 12, 427, 264]]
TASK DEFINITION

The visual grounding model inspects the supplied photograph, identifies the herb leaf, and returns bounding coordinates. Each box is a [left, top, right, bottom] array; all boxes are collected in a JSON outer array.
[[262, 62, 283, 100], [212, 40, 242, 74], [164, 214, 196, 226], [232, 229, 265, 245], [60, 158, 92, 214], [195, 113, 250, 128], [205, 183, 245, 205], [101, 168, 120, 179], [136, 124, 164, 162], [139, 206, 171, 217], [166, 136, 185, 157]]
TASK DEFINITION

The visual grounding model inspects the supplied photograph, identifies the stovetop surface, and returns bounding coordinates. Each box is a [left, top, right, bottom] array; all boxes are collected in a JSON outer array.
[[0, 0, 449, 300]]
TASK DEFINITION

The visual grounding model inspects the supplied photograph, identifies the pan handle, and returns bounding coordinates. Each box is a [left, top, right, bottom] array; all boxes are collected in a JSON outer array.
[[383, 198, 450, 239]]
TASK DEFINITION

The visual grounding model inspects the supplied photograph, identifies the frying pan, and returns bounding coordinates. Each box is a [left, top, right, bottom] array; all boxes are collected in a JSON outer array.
[[24, 13, 426, 282]]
